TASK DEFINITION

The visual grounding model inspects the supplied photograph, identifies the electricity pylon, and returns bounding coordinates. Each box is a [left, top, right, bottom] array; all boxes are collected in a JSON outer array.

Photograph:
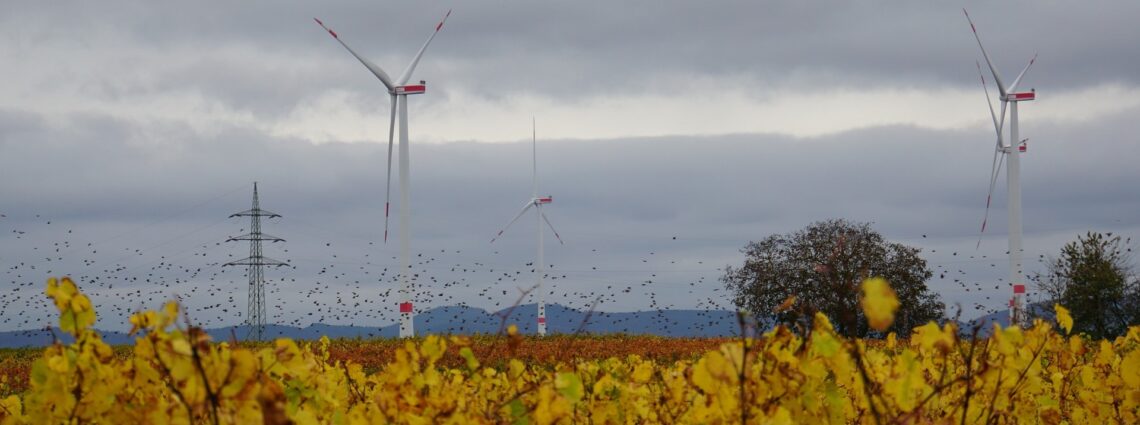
[[224, 182, 286, 341]]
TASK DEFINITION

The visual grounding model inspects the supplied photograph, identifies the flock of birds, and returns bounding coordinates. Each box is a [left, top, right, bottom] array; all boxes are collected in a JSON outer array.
[[0, 195, 1039, 339], [0, 206, 738, 338]]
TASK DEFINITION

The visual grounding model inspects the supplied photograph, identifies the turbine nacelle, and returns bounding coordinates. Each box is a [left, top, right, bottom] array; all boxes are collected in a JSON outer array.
[[1003, 91, 1036, 102], [395, 82, 427, 95], [534, 196, 553, 205], [1000, 138, 1029, 154]]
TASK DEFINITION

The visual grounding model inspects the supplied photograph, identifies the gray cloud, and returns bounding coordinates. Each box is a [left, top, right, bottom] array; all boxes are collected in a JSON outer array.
[[2, 101, 1138, 331], [2, 1, 1139, 333], [5, 1, 1139, 118]]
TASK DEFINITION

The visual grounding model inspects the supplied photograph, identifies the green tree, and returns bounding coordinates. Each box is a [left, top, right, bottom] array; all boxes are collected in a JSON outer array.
[[721, 219, 944, 337], [1033, 232, 1138, 339]]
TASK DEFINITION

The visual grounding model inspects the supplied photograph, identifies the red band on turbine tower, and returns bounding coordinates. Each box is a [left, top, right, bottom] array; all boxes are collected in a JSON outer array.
[[537, 317, 546, 324], [1013, 284, 1026, 294], [400, 302, 413, 313]]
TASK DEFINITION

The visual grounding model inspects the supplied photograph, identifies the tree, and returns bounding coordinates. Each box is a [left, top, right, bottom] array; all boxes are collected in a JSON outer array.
[[721, 219, 944, 337], [1033, 232, 1138, 339]]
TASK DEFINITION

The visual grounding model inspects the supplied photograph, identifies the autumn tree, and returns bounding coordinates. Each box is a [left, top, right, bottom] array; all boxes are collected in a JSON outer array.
[[1033, 232, 1138, 339], [721, 219, 944, 337]]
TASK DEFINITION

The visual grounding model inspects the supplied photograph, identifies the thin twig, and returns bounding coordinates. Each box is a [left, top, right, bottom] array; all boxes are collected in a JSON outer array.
[[495, 284, 540, 337]]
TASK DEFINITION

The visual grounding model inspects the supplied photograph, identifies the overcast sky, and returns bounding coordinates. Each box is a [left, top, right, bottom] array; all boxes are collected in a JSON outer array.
[[2, 1, 1138, 333]]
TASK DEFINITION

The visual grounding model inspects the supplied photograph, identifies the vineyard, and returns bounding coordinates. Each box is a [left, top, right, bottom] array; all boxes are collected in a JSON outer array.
[[1, 277, 1139, 424]]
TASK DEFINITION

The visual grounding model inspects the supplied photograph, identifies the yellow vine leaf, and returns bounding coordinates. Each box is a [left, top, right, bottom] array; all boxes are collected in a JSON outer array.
[[1055, 304, 1073, 335], [7, 277, 1140, 424], [912, 322, 956, 354], [1122, 350, 1140, 389], [860, 277, 899, 332], [45, 277, 96, 335]]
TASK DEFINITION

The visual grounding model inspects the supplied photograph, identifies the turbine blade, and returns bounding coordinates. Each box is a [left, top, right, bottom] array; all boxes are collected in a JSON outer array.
[[977, 149, 1006, 249], [384, 95, 397, 243], [314, 18, 396, 92], [396, 9, 451, 86], [1007, 53, 1037, 93], [491, 201, 534, 243], [539, 209, 564, 245], [963, 9, 1006, 97], [976, 61, 1002, 139]]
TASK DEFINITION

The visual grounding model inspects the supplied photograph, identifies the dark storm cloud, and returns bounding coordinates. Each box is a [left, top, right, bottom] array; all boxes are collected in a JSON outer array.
[[5, 1, 1139, 120]]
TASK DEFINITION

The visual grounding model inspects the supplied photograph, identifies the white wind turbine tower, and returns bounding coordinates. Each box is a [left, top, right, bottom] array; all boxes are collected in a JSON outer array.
[[315, 10, 451, 338], [491, 119, 564, 336], [965, 9, 1037, 326]]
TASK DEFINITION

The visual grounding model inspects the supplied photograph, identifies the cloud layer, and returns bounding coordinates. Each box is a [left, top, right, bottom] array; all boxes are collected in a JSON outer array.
[[1, 1, 1138, 332]]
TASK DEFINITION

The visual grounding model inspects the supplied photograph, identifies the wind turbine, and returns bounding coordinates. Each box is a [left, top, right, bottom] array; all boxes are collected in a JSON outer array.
[[965, 9, 1037, 327], [491, 119, 564, 336], [315, 10, 451, 338]]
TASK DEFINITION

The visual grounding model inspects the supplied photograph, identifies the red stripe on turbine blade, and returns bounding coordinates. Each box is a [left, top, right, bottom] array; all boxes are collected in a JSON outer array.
[[329, 29, 337, 38], [438, 10, 451, 31], [314, 18, 323, 25]]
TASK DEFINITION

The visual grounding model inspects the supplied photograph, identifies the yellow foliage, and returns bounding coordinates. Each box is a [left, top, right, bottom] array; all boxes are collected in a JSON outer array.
[[1055, 304, 1073, 335], [3, 276, 1139, 424], [860, 277, 899, 332]]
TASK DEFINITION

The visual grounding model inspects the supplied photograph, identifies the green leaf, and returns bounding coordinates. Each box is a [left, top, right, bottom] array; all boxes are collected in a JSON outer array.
[[508, 398, 530, 425], [459, 347, 480, 371], [555, 372, 583, 404], [30, 359, 49, 385], [59, 310, 78, 335]]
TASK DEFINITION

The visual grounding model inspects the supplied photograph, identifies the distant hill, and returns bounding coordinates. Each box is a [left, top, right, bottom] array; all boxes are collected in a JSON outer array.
[[0, 303, 743, 348], [4, 302, 1065, 349], [958, 302, 1054, 337]]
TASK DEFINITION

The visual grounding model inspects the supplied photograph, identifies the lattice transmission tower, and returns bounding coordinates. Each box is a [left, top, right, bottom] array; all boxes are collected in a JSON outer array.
[[224, 182, 286, 341]]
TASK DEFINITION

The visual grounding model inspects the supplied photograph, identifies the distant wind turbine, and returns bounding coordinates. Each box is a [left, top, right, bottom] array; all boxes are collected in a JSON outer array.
[[965, 9, 1037, 327], [491, 119, 564, 336], [315, 10, 451, 338]]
